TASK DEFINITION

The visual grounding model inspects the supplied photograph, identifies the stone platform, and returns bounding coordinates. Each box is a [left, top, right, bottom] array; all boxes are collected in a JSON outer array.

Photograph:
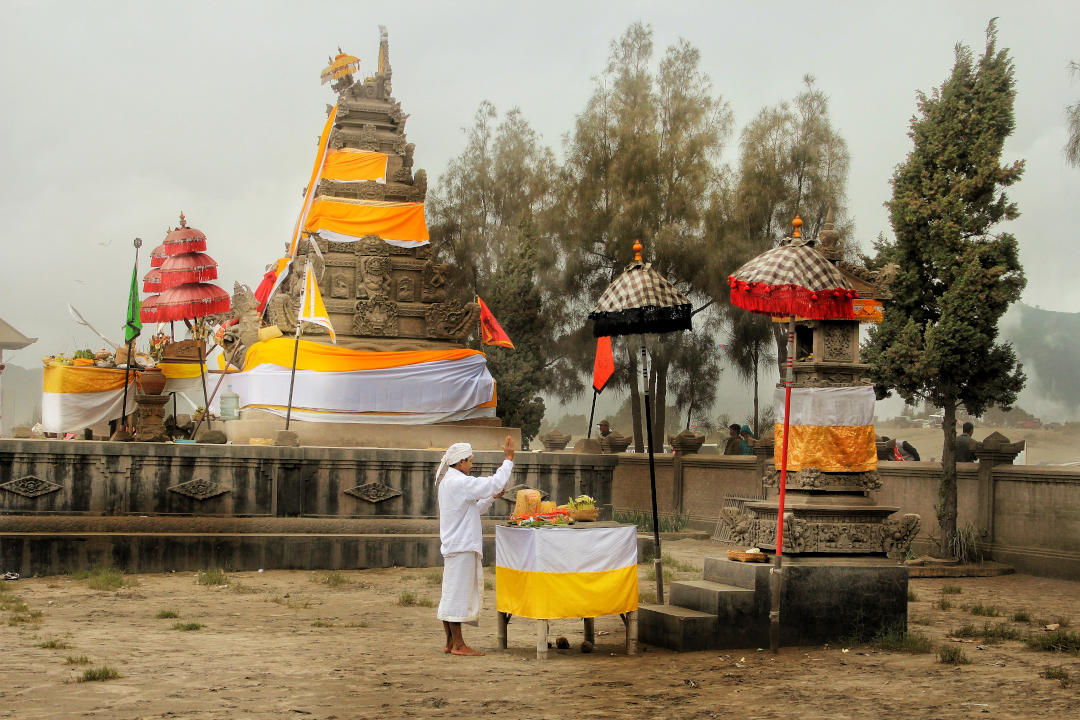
[[0, 438, 615, 576], [639, 556, 908, 651], [219, 410, 519, 450]]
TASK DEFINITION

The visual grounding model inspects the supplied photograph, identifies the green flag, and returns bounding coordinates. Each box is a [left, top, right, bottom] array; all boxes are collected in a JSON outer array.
[[124, 262, 142, 344]]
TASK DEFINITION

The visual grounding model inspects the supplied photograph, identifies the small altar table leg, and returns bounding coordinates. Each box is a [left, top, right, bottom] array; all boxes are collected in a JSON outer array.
[[621, 611, 638, 655], [536, 619, 549, 661], [497, 612, 509, 650], [583, 617, 595, 645]]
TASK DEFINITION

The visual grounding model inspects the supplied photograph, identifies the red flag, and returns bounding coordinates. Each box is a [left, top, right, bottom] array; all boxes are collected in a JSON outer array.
[[592, 336, 615, 393], [477, 296, 514, 349]]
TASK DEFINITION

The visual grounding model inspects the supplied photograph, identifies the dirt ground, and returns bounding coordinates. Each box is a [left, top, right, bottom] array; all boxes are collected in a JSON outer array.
[[873, 422, 1080, 466], [1, 539, 1077, 720]]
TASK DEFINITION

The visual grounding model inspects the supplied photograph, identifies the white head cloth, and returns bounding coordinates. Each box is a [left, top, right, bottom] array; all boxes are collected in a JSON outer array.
[[435, 442, 474, 489]]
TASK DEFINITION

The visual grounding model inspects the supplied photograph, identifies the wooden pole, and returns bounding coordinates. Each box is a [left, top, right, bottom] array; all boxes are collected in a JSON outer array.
[[188, 343, 244, 439], [770, 317, 795, 653], [586, 389, 598, 439], [284, 321, 302, 431]]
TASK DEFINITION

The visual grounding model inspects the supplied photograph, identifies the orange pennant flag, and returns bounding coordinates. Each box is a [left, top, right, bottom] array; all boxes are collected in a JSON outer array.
[[477, 296, 514, 349]]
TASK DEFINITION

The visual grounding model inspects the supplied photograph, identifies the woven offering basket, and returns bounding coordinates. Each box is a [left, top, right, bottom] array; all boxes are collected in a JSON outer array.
[[567, 507, 599, 522], [726, 549, 768, 563]]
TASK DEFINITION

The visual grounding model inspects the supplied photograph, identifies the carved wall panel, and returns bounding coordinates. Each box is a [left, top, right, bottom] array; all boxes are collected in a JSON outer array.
[[421, 262, 448, 302], [353, 298, 399, 336], [355, 256, 392, 299], [823, 323, 855, 362]]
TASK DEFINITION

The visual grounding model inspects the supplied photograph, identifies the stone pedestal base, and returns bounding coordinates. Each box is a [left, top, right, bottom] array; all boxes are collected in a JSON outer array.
[[135, 394, 171, 442]]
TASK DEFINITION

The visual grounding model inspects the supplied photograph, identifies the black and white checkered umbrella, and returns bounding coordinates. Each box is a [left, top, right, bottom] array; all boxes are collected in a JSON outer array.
[[588, 259, 692, 338], [728, 235, 858, 320]]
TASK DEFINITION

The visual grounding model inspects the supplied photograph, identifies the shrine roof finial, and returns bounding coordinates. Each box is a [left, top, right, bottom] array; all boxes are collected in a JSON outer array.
[[792, 215, 802, 238], [633, 239, 643, 263], [178, 212, 187, 229]]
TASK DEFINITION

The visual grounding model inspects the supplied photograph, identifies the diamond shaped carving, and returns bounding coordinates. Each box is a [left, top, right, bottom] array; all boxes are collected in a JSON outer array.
[[168, 477, 230, 501], [1, 475, 62, 498], [344, 482, 402, 503]]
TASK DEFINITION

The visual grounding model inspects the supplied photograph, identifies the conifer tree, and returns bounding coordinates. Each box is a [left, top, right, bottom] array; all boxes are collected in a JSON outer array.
[[864, 21, 1026, 558]]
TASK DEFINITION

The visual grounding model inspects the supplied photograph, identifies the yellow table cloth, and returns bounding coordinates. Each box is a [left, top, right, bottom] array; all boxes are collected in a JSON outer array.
[[495, 524, 638, 620]]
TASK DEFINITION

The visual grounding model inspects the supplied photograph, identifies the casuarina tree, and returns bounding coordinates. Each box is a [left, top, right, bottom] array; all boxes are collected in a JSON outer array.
[[864, 20, 1026, 559]]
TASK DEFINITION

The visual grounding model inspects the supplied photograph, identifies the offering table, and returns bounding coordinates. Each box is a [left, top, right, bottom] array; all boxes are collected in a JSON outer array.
[[494, 523, 638, 660]]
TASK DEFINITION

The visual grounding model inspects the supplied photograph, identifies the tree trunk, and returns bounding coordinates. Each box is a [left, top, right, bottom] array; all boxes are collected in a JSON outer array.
[[627, 344, 644, 453], [752, 345, 760, 437], [772, 323, 788, 381], [936, 401, 959, 560]]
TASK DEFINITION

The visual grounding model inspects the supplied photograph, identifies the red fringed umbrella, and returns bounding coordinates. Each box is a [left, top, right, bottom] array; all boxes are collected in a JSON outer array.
[[728, 215, 858, 653], [139, 294, 160, 323], [143, 268, 162, 293], [150, 244, 168, 268], [158, 252, 219, 288], [163, 213, 207, 254], [154, 283, 230, 322]]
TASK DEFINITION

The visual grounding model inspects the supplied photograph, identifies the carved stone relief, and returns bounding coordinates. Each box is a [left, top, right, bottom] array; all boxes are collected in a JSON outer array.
[[397, 276, 415, 302], [421, 262, 448, 302], [823, 324, 853, 362], [168, 477, 230, 501], [0, 475, 62, 498], [425, 302, 476, 342], [344, 481, 402, 503], [330, 272, 351, 299], [353, 297, 399, 336], [355, 256, 392, 299]]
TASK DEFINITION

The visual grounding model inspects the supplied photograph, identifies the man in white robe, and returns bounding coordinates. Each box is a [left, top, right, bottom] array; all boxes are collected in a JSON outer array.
[[436, 436, 514, 656]]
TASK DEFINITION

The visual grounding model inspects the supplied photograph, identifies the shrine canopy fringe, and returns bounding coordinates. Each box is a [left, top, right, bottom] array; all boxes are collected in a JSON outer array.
[[321, 150, 389, 184], [728, 238, 857, 320], [303, 198, 429, 248]]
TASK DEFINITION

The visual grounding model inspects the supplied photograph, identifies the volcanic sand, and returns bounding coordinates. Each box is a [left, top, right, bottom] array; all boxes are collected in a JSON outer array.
[[1, 539, 1077, 719]]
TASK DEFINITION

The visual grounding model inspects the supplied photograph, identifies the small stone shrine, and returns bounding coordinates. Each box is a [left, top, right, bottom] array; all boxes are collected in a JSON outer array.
[[267, 28, 478, 351]]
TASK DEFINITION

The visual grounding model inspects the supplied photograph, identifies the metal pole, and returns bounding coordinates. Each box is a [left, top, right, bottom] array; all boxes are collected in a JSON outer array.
[[587, 389, 598, 439], [641, 339, 664, 604], [189, 343, 244, 439], [119, 237, 142, 434], [196, 342, 212, 433], [770, 317, 795, 653], [284, 321, 302, 431]]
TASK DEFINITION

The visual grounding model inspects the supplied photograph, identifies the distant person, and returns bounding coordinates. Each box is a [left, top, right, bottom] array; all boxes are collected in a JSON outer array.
[[597, 419, 612, 438], [893, 439, 921, 461], [739, 425, 756, 455], [956, 422, 976, 462], [724, 424, 742, 455]]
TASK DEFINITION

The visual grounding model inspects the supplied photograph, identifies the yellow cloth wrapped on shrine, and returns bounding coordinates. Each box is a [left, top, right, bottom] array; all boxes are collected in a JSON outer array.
[[773, 386, 877, 472], [302, 198, 429, 247], [495, 525, 639, 620], [242, 338, 482, 373], [321, 150, 389, 183], [156, 361, 206, 379], [41, 365, 135, 433]]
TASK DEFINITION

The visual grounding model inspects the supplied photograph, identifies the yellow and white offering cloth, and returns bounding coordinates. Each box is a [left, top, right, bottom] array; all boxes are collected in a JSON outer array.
[[495, 525, 638, 620], [773, 385, 877, 472], [41, 365, 136, 433], [224, 338, 496, 424]]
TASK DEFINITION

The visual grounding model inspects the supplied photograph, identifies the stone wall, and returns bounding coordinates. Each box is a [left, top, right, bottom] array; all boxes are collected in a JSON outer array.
[[610, 453, 1080, 581]]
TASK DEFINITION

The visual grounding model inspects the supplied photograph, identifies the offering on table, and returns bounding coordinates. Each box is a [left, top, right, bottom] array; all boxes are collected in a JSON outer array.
[[565, 495, 598, 522], [540, 500, 557, 513], [513, 489, 541, 518]]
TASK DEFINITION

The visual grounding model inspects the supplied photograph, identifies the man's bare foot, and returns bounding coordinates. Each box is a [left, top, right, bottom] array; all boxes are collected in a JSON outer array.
[[444, 645, 451, 653], [450, 646, 484, 656]]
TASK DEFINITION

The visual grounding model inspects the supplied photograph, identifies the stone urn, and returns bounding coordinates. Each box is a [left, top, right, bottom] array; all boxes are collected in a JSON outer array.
[[139, 367, 167, 395], [540, 429, 571, 451], [600, 431, 632, 454], [668, 429, 705, 455]]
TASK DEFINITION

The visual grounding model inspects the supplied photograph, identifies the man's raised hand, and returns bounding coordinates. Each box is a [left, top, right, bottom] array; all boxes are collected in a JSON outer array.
[[503, 435, 515, 461]]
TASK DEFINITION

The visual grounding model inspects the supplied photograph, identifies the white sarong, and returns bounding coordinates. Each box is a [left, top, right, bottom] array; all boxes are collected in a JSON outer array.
[[438, 551, 483, 626]]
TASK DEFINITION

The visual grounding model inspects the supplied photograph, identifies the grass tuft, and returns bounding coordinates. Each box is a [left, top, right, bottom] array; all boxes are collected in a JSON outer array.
[[873, 629, 933, 653], [425, 571, 443, 585], [1012, 610, 1032, 623], [78, 565, 133, 592], [613, 509, 688, 533], [314, 571, 350, 588], [661, 553, 698, 574], [65, 655, 91, 665], [1054, 616, 1071, 628], [951, 623, 979, 638], [936, 598, 952, 611], [311, 618, 335, 628], [981, 622, 1024, 643], [343, 620, 369, 628], [1041, 666, 1072, 688], [937, 644, 970, 665], [1026, 629, 1080, 655], [196, 568, 228, 586], [171, 622, 203, 632], [969, 603, 1000, 617], [397, 591, 418, 607], [940, 585, 962, 595], [155, 609, 180, 619], [79, 666, 120, 682], [907, 589, 919, 602], [38, 638, 71, 649]]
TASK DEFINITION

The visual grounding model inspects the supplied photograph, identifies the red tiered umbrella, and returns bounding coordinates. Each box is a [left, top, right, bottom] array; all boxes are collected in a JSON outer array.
[[728, 215, 859, 653], [154, 283, 230, 322], [150, 244, 168, 268], [139, 294, 160, 323], [158, 252, 219, 288], [162, 213, 207, 254], [143, 268, 162, 294]]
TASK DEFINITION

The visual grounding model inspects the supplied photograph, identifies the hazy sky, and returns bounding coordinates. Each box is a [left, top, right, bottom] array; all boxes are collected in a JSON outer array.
[[2, 0, 1078, 372]]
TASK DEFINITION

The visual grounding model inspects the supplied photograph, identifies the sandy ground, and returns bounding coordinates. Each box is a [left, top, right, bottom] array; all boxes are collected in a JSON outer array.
[[1, 539, 1078, 720], [873, 423, 1080, 465]]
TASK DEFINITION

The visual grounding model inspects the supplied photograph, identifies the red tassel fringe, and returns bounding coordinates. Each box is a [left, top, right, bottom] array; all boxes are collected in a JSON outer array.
[[162, 239, 208, 254], [729, 280, 856, 320], [154, 296, 231, 322], [158, 267, 219, 289]]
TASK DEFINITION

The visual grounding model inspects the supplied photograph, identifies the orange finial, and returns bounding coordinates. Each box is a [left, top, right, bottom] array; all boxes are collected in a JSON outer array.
[[633, 240, 643, 262], [178, 212, 187, 229], [792, 215, 802, 238]]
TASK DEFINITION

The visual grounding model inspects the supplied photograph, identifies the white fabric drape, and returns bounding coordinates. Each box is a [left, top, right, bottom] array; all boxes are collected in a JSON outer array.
[[773, 386, 876, 427]]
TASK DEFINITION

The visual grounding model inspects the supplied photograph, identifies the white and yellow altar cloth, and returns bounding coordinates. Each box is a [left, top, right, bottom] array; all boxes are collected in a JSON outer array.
[[224, 338, 496, 424], [495, 525, 638, 620], [773, 385, 877, 473], [41, 365, 136, 433]]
